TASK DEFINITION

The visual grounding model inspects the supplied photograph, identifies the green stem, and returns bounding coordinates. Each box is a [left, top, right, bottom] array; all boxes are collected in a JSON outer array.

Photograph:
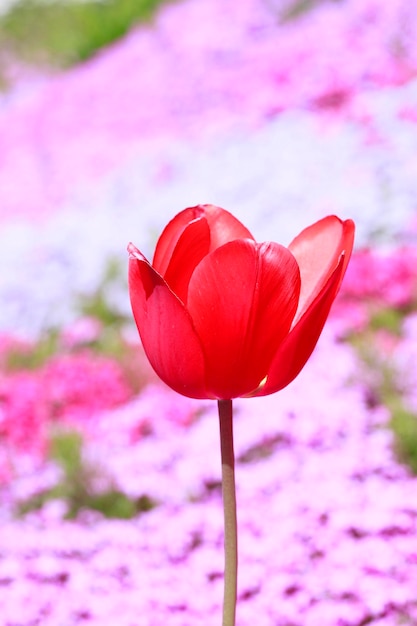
[[218, 399, 238, 626]]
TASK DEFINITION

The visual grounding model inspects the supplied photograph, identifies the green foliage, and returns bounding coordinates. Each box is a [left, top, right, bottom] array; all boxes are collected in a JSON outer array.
[[90, 491, 156, 518], [4, 329, 60, 370], [390, 406, 417, 475], [17, 429, 158, 519], [348, 334, 395, 404], [75, 257, 154, 391], [368, 306, 404, 335], [50, 428, 84, 477], [0, 0, 172, 72], [238, 433, 290, 464], [347, 301, 417, 477], [78, 257, 128, 328], [279, 0, 343, 23]]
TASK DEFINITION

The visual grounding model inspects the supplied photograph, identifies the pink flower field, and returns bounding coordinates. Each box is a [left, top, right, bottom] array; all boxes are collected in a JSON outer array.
[[1, 0, 417, 624]]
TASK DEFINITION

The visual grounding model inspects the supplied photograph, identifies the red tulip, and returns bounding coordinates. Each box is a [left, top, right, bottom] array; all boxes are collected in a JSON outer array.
[[128, 204, 355, 400]]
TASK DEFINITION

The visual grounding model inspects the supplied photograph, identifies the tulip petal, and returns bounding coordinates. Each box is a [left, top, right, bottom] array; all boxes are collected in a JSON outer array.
[[128, 245, 207, 399], [163, 217, 211, 303], [255, 256, 344, 396], [187, 239, 300, 399], [153, 205, 255, 279], [289, 216, 355, 322], [153, 206, 206, 276], [201, 204, 255, 250]]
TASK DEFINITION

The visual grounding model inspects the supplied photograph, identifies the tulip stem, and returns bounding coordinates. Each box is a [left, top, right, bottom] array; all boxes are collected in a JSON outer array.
[[218, 399, 238, 626]]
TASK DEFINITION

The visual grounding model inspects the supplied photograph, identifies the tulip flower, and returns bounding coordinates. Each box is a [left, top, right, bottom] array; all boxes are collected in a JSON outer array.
[[127, 204, 354, 626], [128, 204, 355, 400]]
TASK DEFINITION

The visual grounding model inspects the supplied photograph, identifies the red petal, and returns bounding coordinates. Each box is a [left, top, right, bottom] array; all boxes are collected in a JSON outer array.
[[187, 239, 300, 399], [255, 256, 344, 396], [153, 205, 255, 278], [128, 246, 207, 399], [153, 206, 206, 275], [201, 204, 255, 250], [289, 216, 355, 322], [163, 217, 211, 303]]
